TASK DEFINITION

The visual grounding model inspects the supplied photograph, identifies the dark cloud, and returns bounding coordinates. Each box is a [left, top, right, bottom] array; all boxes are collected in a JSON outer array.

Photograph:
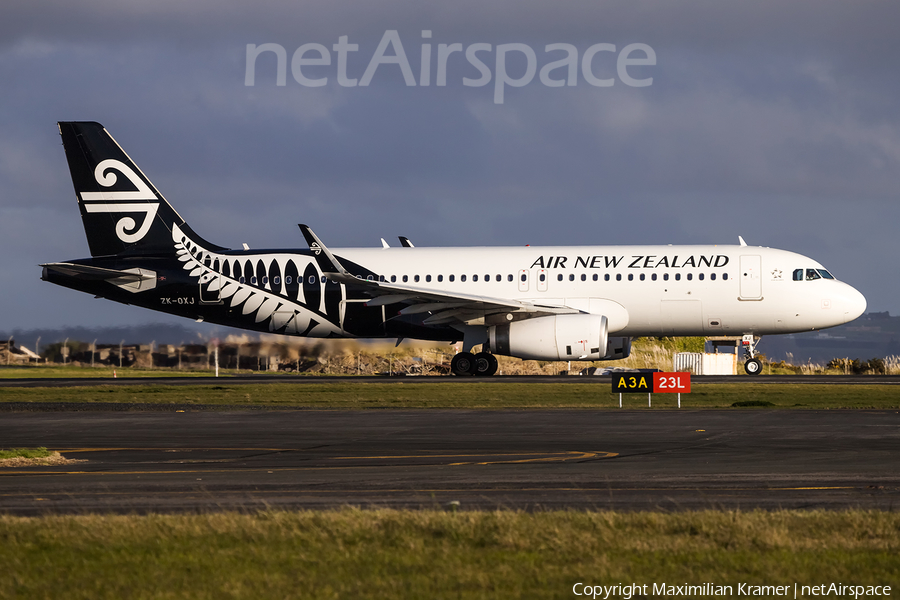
[[0, 0, 897, 330]]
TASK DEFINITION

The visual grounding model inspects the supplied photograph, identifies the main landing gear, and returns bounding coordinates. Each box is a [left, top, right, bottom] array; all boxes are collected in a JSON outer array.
[[742, 334, 763, 376], [451, 351, 499, 376]]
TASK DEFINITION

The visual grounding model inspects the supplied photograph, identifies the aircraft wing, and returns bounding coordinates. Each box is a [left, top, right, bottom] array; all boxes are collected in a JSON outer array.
[[298, 225, 579, 326]]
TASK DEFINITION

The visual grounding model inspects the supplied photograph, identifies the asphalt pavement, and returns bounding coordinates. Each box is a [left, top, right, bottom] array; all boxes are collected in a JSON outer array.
[[1, 408, 897, 514]]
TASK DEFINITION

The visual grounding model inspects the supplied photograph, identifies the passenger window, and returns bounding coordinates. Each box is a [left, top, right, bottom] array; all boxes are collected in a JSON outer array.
[[274, 276, 280, 285], [496, 275, 502, 282], [806, 269, 821, 281], [639, 274, 645, 281], [675, 274, 681, 281], [379, 275, 385, 282], [450, 275, 455, 282], [698, 273, 704, 281], [616, 274, 622, 281], [485, 274, 490, 281], [686, 273, 692, 281], [593, 274, 598, 281], [793, 269, 804, 281], [262, 276, 269, 285], [539, 273, 546, 282], [414, 275, 420, 282], [651, 273, 657, 281], [251, 276, 257, 285], [425, 275, 432, 282], [581, 274, 587, 282], [569, 274, 575, 282], [519, 274, 525, 282], [437, 275, 443, 282], [473, 274, 478, 282], [239, 277, 246, 284], [710, 273, 716, 281], [286, 276, 292, 284], [723, 273, 728, 280], [557, 274, 563, 281], [461, 275, 467, 282], [391, 275, 396, 283], [604, 274, 610, 281], [663, 273, 669, 281], [628, 274, 633, 281], [402, 275, 408, 283]]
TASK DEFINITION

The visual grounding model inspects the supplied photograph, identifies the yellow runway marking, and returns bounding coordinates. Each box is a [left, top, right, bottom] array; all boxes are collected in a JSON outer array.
[[54, 447, 306, 453], [333, 451, 618, 464], [0, 449, 618, 476]]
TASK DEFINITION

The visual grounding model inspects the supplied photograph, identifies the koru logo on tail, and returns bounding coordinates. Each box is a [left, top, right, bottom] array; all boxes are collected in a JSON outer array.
[[80, 159, 159, 243]]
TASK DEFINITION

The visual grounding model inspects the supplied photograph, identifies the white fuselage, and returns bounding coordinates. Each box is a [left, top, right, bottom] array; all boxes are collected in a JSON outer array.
[[333, 244, 866, 336]]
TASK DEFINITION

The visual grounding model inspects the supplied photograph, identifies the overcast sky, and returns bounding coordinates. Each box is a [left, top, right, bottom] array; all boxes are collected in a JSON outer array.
[[1, 0, 898, 334]]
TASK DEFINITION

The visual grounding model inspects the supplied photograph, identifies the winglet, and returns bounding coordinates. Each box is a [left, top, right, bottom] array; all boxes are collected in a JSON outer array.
[[298, 224, 352, 277], [381, 238, 390, 248], [398, 236, 415, 248], [738, 236, 747, 247]]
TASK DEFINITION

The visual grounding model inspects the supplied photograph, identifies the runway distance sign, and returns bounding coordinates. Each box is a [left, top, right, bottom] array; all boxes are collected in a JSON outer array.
[[611, 373, 652, 392], [652, 372, 691, 393], [611, 371, 691, 403]]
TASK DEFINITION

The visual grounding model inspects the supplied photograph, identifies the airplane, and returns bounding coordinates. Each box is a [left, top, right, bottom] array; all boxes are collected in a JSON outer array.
[[42, 122, 867, 376]]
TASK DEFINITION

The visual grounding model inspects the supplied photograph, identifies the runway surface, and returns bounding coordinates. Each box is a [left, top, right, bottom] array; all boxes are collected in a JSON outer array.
[[1, 374, 899, 387], [1, 409, 898, 514]]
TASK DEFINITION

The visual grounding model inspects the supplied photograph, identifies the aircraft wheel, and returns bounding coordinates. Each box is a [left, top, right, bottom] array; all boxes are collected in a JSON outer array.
[[744, 358, 763, 375], [473, 352, 499, 376], [451, 352, 477, 376]]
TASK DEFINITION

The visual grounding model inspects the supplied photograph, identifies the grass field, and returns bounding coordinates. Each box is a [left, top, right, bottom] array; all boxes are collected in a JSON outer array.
[[0, 509, 896, 599], [0, 381, 898, 410], [0, 365, 263, 378]]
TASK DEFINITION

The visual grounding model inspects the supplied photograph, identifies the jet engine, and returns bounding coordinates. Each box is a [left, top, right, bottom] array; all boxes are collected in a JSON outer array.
[[604, 336, 632, 360], [488, 314, 608, 361]]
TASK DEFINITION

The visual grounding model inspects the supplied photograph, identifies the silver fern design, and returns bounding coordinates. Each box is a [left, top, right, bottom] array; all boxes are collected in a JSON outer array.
[[172, 223, 342, 336]]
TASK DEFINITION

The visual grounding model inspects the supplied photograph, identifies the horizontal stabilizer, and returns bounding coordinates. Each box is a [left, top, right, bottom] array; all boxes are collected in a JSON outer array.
[[41, 262, 156, 293]]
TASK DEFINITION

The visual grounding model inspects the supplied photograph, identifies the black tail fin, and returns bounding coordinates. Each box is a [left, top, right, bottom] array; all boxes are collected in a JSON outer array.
[[58, 121, 224, 257]]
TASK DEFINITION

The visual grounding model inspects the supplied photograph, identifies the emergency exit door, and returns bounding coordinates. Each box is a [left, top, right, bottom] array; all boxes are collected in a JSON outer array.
[[739, 255, 762, 299]]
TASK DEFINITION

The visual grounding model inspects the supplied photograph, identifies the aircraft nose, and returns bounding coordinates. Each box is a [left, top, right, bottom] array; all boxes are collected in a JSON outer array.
[[841, 284, 867, 322]]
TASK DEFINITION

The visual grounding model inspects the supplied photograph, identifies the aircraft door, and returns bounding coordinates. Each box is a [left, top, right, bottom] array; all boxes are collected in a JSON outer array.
[[739, 255, 762, 299], [518, 269, 529, 292], [199, 272, 221, 304], [535, 268, 548, 292]]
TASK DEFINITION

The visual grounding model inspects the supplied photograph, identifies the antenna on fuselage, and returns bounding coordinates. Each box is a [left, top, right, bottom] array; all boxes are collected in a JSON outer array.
[[738, 236, 747, 247]]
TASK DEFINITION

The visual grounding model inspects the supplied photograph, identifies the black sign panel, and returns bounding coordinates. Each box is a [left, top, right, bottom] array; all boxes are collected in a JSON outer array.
[[611, 373, 652, 392]]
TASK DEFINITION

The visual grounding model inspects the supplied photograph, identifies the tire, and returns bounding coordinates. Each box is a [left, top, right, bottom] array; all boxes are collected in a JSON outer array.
[[451, 352, 476, 376], [473, 352, 499, 376], [744, 358, 762, 375]]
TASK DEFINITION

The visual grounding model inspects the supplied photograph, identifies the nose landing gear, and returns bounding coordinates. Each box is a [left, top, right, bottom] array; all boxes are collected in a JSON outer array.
[[742, 334, 763, 375]]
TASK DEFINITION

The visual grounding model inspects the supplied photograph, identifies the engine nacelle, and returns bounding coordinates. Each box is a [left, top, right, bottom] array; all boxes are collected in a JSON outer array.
[[603, 336, 632, 360], [489, 314, 608, 361]]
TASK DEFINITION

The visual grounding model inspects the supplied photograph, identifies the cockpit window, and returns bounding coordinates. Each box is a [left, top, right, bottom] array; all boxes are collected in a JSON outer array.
[[793, 269, 803, 281], [817, 269, 835, 280], [806, 269, 821, 281]]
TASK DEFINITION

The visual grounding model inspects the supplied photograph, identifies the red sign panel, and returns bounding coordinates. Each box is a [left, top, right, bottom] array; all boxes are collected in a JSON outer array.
[[652, 372, 691, 393]]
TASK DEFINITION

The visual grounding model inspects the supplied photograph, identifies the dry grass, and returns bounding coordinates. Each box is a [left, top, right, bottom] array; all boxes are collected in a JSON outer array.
[[0, 448, 86, 467], [0, 509, 896, 599]]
